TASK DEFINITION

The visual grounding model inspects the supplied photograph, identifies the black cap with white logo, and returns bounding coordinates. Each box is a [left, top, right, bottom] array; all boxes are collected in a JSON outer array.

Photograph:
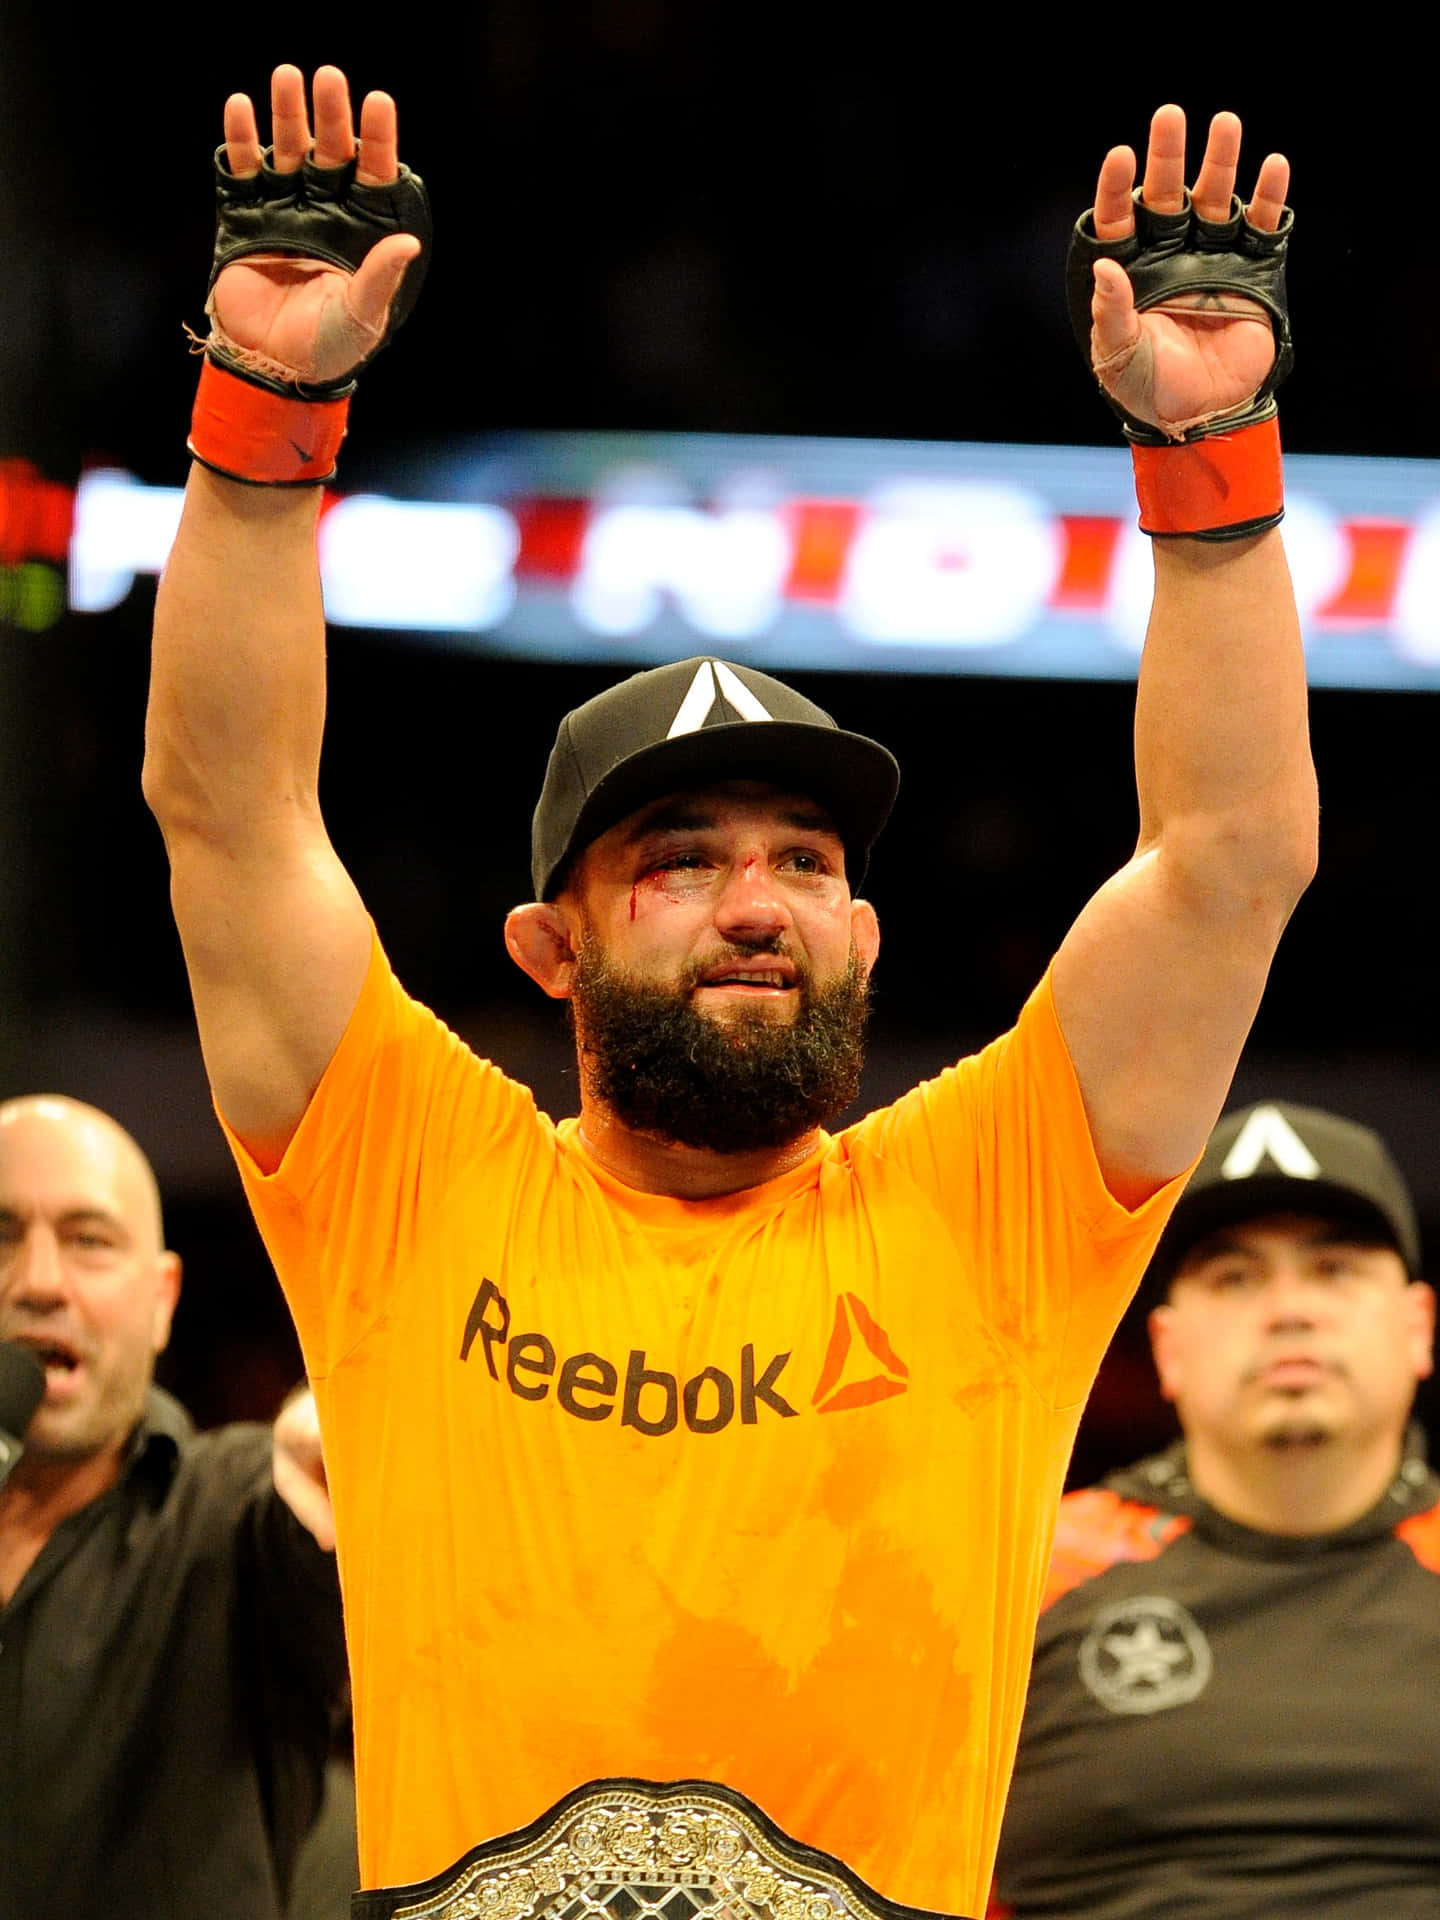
[[1148, 1101, 1422, 1292], [530, 657, 900, 899]]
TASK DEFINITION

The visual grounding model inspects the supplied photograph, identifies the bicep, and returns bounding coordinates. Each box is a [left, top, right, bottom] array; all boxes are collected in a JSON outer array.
[[1050, 846, 1288, 1206], [166, 820, 373, 1172]]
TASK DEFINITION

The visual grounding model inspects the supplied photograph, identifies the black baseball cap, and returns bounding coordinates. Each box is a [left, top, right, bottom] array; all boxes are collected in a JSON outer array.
[[1147, 1100, 1422, 1294], [530, 656, 900, 900]]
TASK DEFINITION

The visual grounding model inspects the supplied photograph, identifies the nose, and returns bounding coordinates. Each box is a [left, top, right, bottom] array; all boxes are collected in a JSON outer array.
[[712, 852, 792, 944], [3, 1226, 68, 1312], [1259, 1263, 1324, 1328]]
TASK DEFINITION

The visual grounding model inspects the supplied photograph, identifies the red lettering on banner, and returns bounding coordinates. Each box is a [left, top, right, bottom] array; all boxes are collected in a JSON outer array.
[[0, 459, 74, 566], [515, 498, 589, 581], [783, 500, 861, 604], [1316, 520, 1411, 625], [1053, 516, 1124, 610]]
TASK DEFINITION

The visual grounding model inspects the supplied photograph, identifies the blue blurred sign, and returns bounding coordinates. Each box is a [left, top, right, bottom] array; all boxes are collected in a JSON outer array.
[[63, 433, 1440, 688]]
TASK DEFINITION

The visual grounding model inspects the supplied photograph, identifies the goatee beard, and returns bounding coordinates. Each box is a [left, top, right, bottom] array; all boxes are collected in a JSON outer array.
[[572, 940, 871, 1154], [1261, 1421, 1333, 1453]]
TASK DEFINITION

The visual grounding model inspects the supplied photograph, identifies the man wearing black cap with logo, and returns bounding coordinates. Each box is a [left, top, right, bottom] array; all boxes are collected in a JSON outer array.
[[143, 65, 1316, 1920], [990, 1102, 1440, 1919]]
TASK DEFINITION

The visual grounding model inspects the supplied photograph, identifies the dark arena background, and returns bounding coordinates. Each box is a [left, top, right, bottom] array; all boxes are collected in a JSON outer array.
[[2, 16, 1437, 1482]]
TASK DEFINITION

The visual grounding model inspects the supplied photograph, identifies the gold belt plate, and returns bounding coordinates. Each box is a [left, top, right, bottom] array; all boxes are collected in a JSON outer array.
[[352, 1779, 969, 1920]]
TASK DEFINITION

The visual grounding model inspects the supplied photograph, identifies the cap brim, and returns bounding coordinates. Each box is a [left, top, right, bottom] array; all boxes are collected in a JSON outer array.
[[543, 720, 899, 898], [1148, 1176, 1412, 1296]]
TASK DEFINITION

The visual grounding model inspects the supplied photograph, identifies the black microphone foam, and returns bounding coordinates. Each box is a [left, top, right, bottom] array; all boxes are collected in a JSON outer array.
[[0, 1341, 46, 1488]]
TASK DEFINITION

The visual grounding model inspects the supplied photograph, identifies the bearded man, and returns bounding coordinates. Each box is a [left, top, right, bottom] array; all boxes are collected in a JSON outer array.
[[143, 65, 1316, 1920]]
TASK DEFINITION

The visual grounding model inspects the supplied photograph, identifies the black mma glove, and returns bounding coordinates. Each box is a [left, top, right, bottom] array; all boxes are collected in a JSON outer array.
[[189, 146, 432, 485], [1065, 188, 1294, 538]]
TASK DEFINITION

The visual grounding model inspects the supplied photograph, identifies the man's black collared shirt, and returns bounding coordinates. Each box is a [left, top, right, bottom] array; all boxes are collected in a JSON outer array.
[[0, 1388, 346, 1919]]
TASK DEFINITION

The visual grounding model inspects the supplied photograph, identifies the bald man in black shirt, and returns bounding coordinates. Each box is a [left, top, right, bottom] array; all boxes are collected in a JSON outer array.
[[0, 1094, 349, 1918]]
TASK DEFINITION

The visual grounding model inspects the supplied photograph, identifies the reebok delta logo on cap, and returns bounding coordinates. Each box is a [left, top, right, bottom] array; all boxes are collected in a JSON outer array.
[[1218, 1105, 1322, 1181], [529, 656, 899, 899], [666, 660, 775, 733], [1147, 1099, 1422, 1290]]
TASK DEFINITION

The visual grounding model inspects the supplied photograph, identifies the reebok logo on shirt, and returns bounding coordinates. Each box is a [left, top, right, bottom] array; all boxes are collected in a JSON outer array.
[[459, 1279, 908, 1436], [812, 1292, 910, 1412]]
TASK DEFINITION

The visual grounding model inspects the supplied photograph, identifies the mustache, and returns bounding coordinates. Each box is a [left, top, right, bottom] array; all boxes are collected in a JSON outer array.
[[678, 937, 807, 989], [1239, 1351, 1345, 1385]]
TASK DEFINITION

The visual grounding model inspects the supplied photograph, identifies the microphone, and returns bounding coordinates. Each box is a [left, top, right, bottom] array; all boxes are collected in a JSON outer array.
[[0, 1342, 46, 1491]]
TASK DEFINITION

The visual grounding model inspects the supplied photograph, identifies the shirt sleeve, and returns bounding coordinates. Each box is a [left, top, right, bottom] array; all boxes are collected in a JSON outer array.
[[216, 927, 548, 1380], [850, 968, 1193, 1408]]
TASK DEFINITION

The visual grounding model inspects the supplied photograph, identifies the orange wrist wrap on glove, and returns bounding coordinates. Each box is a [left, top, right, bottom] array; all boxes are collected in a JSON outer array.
[[187, 358, 351, 486], [1130, 415, 1283, 541]]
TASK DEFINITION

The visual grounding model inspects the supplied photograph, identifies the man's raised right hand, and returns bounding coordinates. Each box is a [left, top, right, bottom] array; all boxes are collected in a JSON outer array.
[[212, 64, 424, 390]]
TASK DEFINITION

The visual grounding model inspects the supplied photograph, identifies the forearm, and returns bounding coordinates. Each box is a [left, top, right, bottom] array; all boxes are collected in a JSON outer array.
[[143, 466, 327, 850], [1133, 528, 1318, 910]]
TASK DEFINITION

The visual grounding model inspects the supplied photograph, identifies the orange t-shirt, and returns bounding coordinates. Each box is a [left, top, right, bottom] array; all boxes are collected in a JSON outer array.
[[223, 934, 1186, 1916]]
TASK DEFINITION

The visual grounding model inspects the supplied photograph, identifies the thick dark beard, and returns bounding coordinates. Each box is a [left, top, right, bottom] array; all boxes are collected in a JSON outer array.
[[572, 940, 871, 1154]]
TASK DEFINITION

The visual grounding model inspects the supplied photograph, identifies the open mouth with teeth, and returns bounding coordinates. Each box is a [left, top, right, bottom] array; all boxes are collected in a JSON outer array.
[[11, 1338, 81, 1380], [701, 976, 793, 991]]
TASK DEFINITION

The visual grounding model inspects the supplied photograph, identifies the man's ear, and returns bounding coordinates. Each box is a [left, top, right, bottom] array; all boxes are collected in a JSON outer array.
[[1148, 1303, 1180, 1403], [506, 902, 580, 1000], [1407, 1280, 1436, 1382], [850, 898, 880, 977], [151, 1252, 182, 1356]]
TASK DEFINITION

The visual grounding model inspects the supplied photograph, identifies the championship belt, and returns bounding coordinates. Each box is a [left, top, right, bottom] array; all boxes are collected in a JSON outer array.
[[350, 1779, 974, 1920]]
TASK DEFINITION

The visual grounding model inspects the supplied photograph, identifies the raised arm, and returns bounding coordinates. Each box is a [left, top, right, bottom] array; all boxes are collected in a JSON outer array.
[[1050, 108, 1318, 1205], [144, 67, 425, 1171]]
